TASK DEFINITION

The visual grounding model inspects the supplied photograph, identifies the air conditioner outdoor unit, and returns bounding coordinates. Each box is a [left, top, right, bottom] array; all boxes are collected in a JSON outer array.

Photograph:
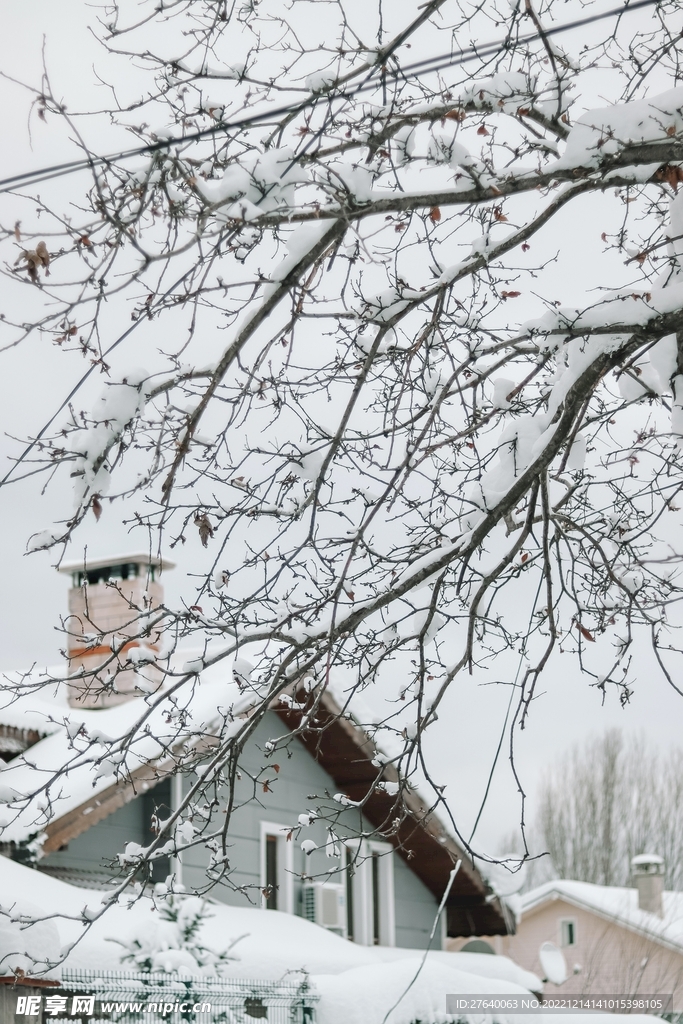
[[302, 882, 346, 935]]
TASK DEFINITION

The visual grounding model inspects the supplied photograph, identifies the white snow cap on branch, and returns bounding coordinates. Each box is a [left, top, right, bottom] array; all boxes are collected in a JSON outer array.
[[457, 71, 538, 114], [552, 87, 683, 171]]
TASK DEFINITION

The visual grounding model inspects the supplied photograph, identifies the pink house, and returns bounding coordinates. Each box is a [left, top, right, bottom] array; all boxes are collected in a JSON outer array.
[[449, 856, 683, 1012]]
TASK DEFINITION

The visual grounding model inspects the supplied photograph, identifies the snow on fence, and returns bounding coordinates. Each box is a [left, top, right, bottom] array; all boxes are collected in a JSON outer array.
[[60, 969, 319, 1024]]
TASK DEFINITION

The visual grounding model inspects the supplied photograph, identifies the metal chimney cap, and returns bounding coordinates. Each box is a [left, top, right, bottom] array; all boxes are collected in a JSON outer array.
[[631, 853, 665, 874], [57, 552, 176, 574]]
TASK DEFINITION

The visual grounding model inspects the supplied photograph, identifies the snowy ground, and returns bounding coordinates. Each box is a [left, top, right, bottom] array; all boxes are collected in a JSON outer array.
[[0, 857, 661, 1024]]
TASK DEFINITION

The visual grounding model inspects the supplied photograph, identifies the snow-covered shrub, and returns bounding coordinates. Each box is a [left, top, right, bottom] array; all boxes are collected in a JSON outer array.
[[114, 894, 243, 976]]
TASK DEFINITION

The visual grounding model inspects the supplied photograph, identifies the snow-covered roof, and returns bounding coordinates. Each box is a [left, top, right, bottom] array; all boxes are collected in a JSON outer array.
[[0, 680, 66, 739], [520, 879, 683, 954], [0, 655, 247, 844]]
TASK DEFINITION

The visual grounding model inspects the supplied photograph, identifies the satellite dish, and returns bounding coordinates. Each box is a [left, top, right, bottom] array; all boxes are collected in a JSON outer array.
[[485, 856, 528, 897], [539, 942, 568, 986], [479, 855, 528, 897]]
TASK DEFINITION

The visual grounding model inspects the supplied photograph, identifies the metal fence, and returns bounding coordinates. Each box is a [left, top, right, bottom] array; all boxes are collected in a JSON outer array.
[[59, 969, 319, 1024]]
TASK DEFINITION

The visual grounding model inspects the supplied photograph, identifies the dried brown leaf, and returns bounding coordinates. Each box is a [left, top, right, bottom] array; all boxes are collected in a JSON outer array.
[[655, 163, 683, 192], [576, 621, 595, 642], [36, 241, 50, 269], [194, 512, 214, 547]]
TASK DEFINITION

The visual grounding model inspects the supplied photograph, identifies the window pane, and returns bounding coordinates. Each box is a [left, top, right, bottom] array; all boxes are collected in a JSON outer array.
[[372, 852, 380, 945], [266, 835, 278, 910], [561, 920, 575, 946], [345, 849, 355, 941], [144, 778, 172, 883]]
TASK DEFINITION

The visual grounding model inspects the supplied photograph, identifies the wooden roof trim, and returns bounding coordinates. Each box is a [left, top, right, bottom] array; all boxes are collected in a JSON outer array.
[[0, 724, 44, 758], [41, 762, 171, 854], [0, 976, 60, 988], [312, 688, 488, 896], [39, 731, 222, 854], [272, 686, 509, 936]]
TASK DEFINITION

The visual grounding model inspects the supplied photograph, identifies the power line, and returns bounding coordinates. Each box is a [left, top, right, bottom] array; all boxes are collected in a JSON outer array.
[[0, 0, 662, 198], [392, 0, 660, 79]]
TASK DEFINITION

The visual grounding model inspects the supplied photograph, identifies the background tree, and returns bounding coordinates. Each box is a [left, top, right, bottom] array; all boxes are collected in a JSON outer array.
[[537, 730, 683, 890], [0, 0, 683, 917]]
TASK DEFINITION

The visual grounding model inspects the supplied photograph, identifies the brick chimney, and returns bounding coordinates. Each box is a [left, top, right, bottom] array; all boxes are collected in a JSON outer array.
[[58, 553, 174, 709], [631, 854, 665, 917]]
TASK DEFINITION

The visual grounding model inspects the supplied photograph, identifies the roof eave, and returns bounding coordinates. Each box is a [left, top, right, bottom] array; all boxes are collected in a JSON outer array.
[[274, 686, 511, 937]]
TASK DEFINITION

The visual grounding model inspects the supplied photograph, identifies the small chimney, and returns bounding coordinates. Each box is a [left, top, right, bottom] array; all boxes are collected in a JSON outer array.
[[58, 553, 174, 709], [631, 854, 665, 917]]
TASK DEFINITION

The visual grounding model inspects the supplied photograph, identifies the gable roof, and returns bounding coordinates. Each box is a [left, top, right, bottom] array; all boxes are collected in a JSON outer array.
[[0, 659, 511, 937], [275, 686, 512, 937], [520, 880, 683, 955]]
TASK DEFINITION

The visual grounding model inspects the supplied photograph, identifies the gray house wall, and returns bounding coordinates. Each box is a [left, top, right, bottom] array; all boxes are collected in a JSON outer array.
[[41, 783, 171, 884], [40, 711, 440, 949], [41, 798, 147, 878]]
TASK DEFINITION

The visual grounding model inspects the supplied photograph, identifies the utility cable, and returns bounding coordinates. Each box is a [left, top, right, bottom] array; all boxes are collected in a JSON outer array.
[[0, 0, 662, 197]]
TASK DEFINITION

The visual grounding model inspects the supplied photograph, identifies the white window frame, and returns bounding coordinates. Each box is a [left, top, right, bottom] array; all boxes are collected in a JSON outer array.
[[560, 917, 577, 947], [259, 821, 294, 913], [344, 839, 395, 947], [170, 773, 184, 887], [440, 907, 448, 950]]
